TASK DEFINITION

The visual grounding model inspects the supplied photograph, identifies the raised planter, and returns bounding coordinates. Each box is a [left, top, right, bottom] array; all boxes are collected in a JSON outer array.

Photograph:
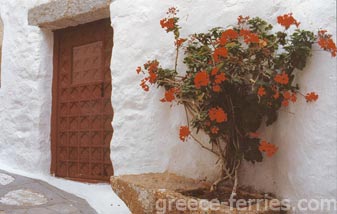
[[111, 173, 282, 214]]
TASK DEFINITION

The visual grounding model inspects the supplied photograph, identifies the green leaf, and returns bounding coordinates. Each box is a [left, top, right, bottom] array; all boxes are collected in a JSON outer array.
[[241, 137, 263, 163]]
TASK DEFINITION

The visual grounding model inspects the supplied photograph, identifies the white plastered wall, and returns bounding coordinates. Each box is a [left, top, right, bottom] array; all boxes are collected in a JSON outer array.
[[0, 0, 53, 174]]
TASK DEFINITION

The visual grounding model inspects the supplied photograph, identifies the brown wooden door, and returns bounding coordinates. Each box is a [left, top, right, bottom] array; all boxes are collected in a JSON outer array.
[[51, 19, 114, 182]]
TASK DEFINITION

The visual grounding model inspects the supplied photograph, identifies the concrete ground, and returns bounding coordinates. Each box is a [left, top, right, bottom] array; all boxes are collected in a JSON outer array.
[[0, 170, 97, 214]]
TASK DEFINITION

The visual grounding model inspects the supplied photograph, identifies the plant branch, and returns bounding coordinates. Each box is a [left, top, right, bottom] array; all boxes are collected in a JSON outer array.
[[190, 134, 218, 157], [174, 43, 179, 72]]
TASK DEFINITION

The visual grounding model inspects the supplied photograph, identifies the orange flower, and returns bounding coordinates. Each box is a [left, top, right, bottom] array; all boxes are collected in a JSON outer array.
[[218, 35, 227, 46], [213, 85, 221, 92], [148, 72, 157, 84], [147, 61, 159, 73], [209, 107, 228, 123], [211, 67, 219, 76], [140, 78, 149, 92], [219, 29, 239, 45], [194, 71, 210, 89], [277, 13, 300, 29], [160, 88, 177, 102], [318, 30, 327, 35], [283, 91, 291, 100], [160, 18, 176, 32], [179, 126, 190, 142], [282, 99, 289, 107], [213, 47, 228, 63], [211, 126, 219, 134], [239, 29, 259, 44], [215, 73, 226, 84], [259, 141, 278, 157], [136, 66, 141, 74], [282, 91, 296, 104], [249, 132, 259, 138], [167, 7, 178, 15], [290, 92, 297, 103], [244, 33, 259, 44], [257, 86, 266, 97], [305, 92, 319, 102], [175, 38, 187, 47], [274, 72, 289, 85], [273, 90, 280, 99], [143, 61, 159, 84], [317, 30, 337, 57], [271, 86, 280, 99], [237, 15, 250, 25], [224, 29, 239, 39], [239, 29, 251, 37]]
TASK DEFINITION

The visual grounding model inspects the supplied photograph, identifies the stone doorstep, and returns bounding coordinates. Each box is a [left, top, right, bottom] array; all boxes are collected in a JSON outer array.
[[110, 173, 281, 214]]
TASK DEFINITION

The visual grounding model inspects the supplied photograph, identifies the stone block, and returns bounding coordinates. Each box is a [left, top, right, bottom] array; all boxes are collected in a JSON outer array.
[[28, 0, 111, 29], [111, 173, 282, 214]]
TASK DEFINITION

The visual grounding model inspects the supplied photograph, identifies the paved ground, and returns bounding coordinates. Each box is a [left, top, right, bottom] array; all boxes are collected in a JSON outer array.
[[0, 170, 97, 214]]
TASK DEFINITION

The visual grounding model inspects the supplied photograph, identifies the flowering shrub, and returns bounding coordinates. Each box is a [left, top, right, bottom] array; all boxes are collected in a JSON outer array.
[[137, 7, 336, 196]]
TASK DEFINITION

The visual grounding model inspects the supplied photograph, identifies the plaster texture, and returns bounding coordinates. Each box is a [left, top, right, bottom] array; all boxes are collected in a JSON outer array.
[[0, 0, 336, 213], [0, 0, 53, 175]]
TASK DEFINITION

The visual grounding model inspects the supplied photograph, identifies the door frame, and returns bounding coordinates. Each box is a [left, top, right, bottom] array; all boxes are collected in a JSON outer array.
[[51, 29, 60, 176]]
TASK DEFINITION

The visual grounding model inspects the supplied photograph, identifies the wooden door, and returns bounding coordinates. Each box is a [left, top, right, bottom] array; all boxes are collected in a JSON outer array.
[[51, 19, 114, 182]]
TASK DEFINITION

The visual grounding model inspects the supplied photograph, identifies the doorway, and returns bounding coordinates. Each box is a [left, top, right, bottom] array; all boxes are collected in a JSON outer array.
[[51, 19, 114, 182]]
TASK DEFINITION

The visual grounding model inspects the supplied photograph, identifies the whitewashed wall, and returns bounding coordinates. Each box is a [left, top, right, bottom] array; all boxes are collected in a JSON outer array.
[[0, 0, 335, 212], [0, 0, 52, 174]]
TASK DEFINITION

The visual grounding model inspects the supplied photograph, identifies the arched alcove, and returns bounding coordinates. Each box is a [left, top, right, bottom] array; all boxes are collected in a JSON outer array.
[[0, 17, 3, 87]]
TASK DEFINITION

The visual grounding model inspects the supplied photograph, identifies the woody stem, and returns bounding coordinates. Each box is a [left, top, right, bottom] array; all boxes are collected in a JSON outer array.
[[174, 41, 179, 73]]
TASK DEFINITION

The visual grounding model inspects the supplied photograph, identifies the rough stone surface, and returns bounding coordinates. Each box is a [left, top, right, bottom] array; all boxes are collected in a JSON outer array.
[[28, 0, 111, 29], [111, 173, 209, 214], [111, 173, 280, 214], [0, 170, 97, 214]]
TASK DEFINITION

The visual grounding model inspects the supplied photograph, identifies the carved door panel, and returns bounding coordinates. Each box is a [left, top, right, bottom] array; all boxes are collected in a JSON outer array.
[[52, 19, 114, 182]]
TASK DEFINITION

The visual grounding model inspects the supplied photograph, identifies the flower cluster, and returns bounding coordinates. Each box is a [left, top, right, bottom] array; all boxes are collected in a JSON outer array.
[[194, 71, 210, 89], [237, 15, 250, 25], [179, 126, 190, 141], [160, 18, 176, 32], [318, 30, 337, 57], [277, 13, 300, 29], [209, 107, 228, 123], [160, 88, 178, 102], [281, 91, 297, 107], [274, 72, 289, 85], [259, 141, 278, 157], [305, 92, 319, 102], [138, 60, 159, 91]]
